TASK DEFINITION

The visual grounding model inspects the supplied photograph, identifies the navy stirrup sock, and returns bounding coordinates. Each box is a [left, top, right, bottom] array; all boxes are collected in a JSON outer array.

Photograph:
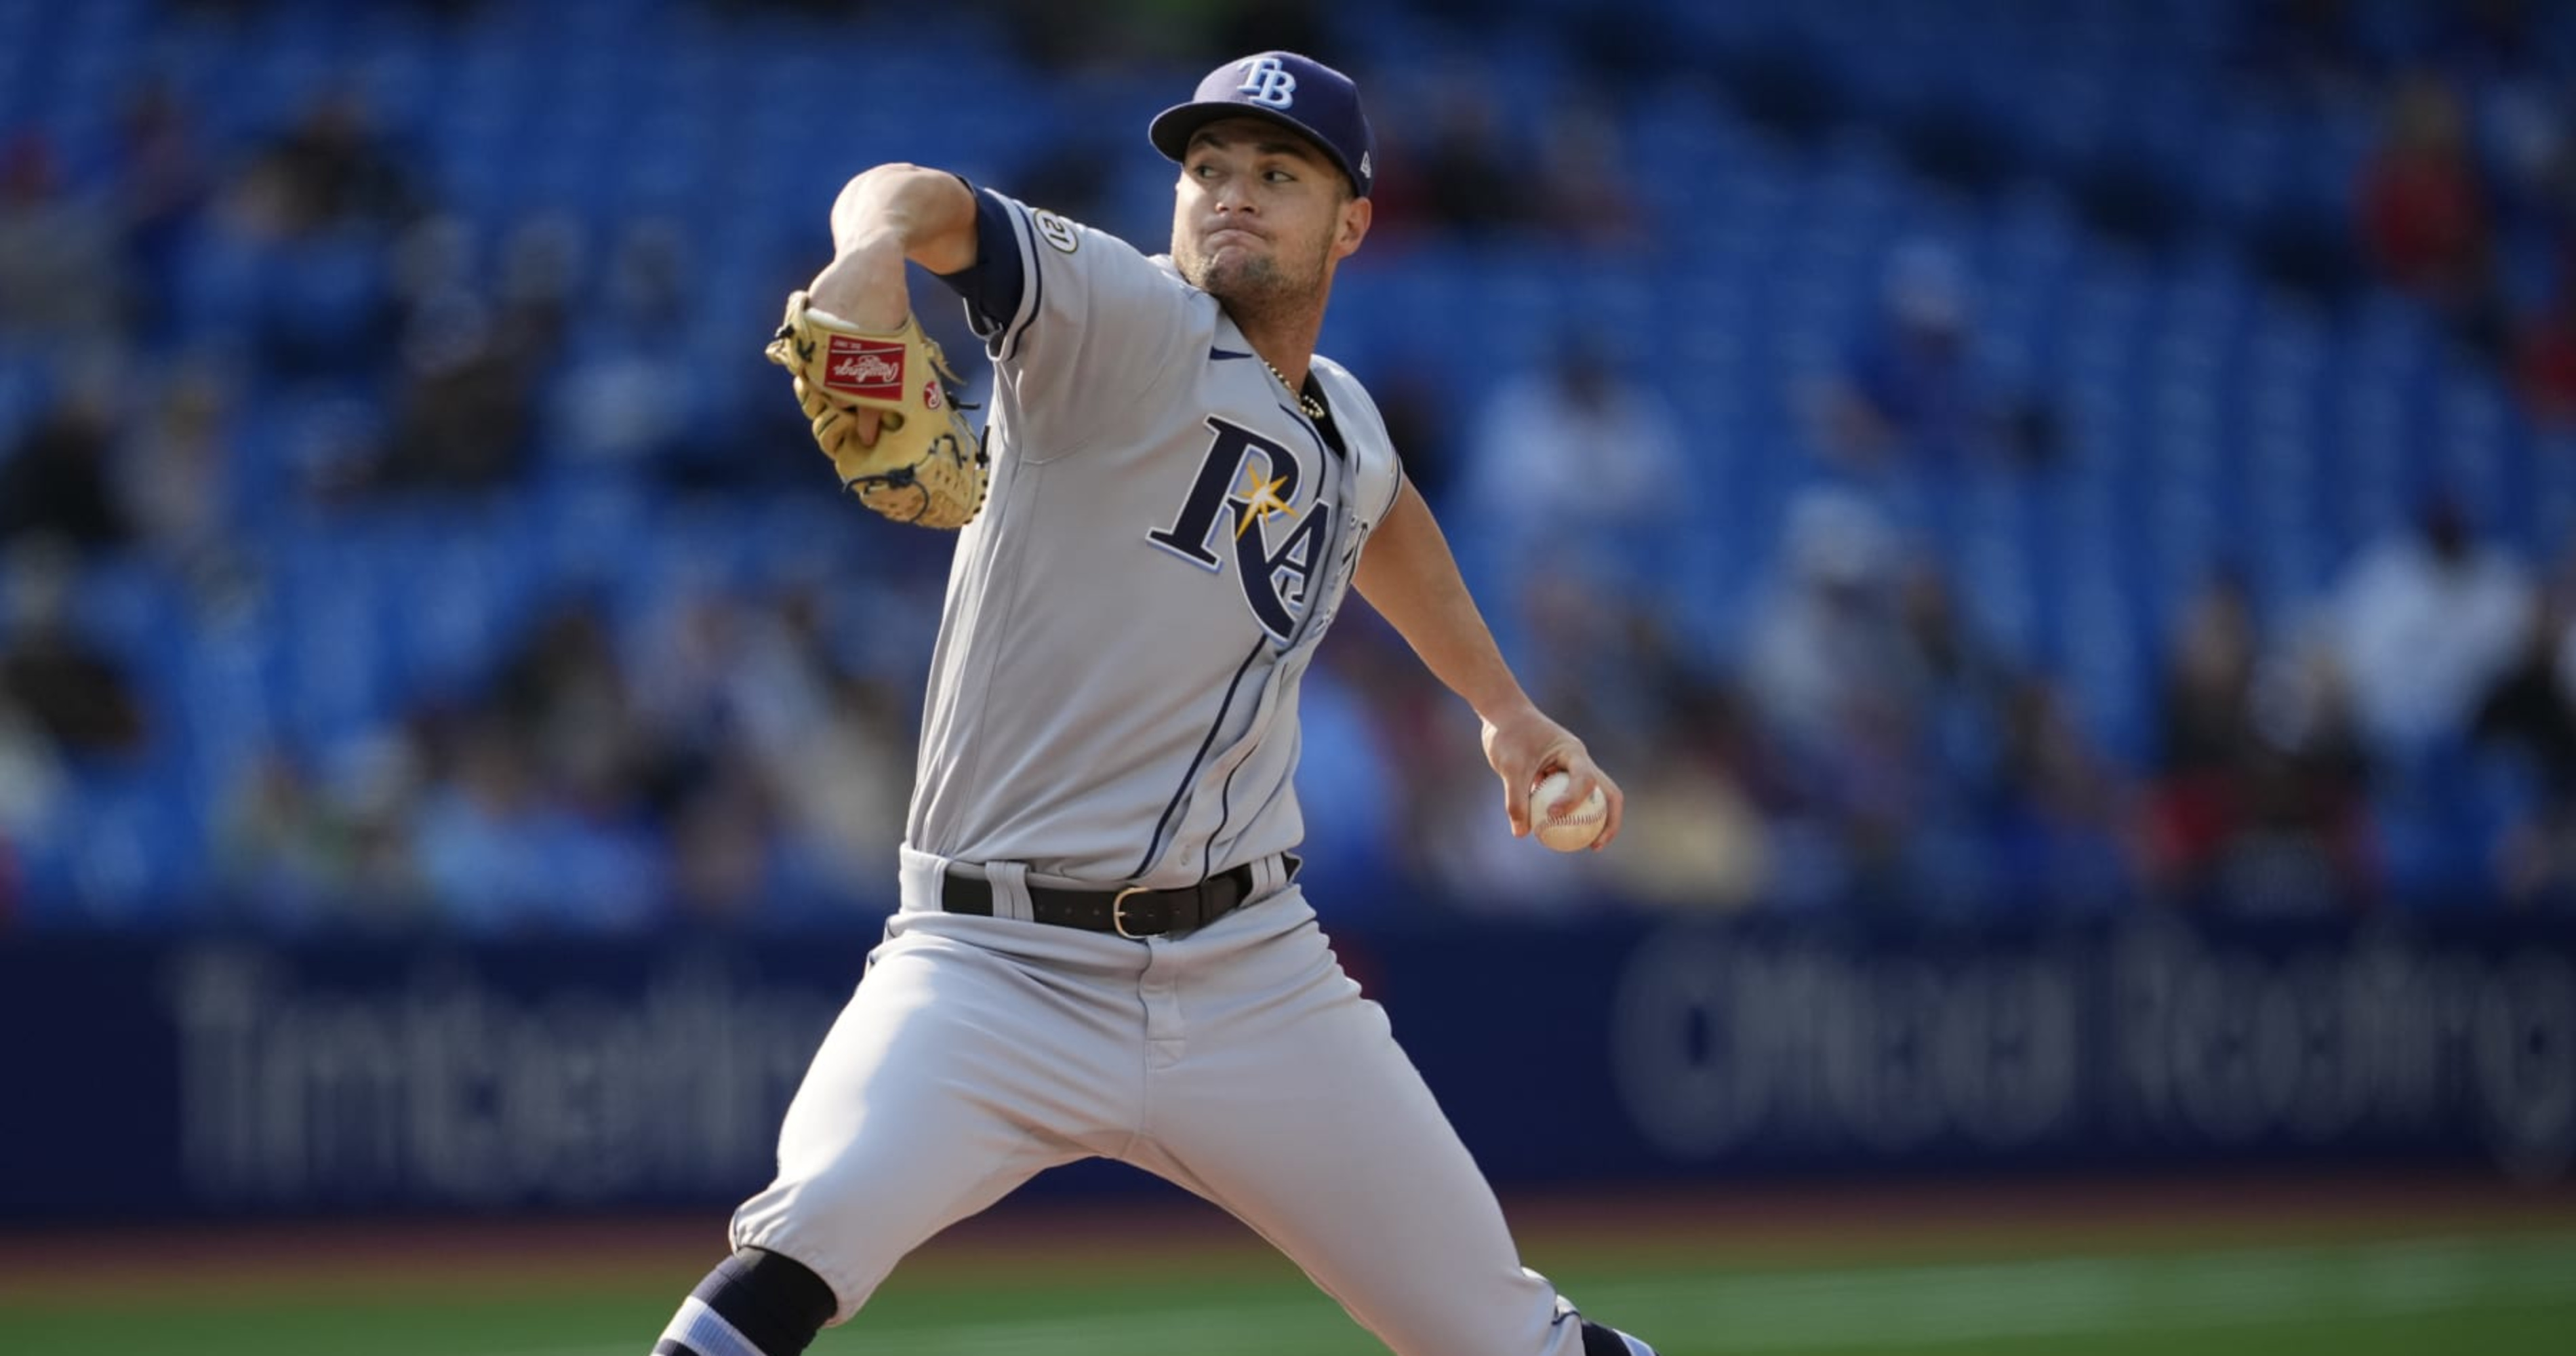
[[652, 1247, 837, 1356]]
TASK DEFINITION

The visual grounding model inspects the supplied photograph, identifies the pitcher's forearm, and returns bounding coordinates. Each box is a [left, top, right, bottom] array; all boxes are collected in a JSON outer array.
[[1352, 481, 1535, 724], [830, 164, 978, 271], [811, 166, 977, 324]]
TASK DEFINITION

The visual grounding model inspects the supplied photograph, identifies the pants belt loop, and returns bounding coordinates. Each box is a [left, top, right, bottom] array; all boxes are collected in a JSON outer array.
[[984, 860, 1034, 923]]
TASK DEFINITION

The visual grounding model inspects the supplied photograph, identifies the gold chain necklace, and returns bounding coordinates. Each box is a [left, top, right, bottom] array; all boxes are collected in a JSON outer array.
[[1262, 356, 1327, 420]]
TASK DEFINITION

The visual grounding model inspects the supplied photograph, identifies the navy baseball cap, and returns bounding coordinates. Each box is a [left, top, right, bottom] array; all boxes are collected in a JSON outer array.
[[1149, 52, 1375, 199]]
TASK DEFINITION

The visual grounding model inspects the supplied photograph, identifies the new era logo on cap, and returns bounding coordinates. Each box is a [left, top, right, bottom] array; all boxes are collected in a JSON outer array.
[[1150, 51, 1376, 199]]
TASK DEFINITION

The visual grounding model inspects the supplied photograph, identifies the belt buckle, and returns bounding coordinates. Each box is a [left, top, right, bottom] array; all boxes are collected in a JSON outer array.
[[1111, 884, 1152, 939]]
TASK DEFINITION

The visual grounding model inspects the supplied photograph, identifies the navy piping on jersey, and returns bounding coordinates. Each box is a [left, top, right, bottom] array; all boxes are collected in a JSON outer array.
[[1207, 725, 1250, 883], [1129, 638, 1266, 881], [999, 201, 1044, 364], [931, 180, 1028, 340], [1203, 626, 1293, 873]]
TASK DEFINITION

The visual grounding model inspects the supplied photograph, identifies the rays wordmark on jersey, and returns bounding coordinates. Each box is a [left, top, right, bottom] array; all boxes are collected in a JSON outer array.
[[1147, 416, 1331, 644]]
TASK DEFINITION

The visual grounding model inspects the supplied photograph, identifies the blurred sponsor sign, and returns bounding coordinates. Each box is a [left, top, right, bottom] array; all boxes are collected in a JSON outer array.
[[2, 912, 2567, 1220]]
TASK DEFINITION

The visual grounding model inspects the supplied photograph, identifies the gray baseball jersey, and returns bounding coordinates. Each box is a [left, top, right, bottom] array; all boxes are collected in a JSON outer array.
[[904, 186, 1404, 890]]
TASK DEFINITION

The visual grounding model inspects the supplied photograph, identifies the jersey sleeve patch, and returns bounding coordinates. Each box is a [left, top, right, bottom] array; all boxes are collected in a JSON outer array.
[[1034, 210, 1079, 255]]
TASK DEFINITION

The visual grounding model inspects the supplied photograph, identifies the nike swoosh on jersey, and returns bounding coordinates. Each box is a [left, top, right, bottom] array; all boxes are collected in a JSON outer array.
[[1209, 348, 1254, 361]]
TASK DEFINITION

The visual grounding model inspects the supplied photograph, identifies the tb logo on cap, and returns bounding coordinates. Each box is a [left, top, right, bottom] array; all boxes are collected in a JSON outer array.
[[1236, 56, 1297, 108]]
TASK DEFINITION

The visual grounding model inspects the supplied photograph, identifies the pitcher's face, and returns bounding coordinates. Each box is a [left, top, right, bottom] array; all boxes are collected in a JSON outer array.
[[1171, 117, 1368, 308]]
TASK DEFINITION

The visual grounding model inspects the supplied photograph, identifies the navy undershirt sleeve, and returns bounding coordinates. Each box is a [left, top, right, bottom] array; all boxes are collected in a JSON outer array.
[[929, 178, 1025, 338]]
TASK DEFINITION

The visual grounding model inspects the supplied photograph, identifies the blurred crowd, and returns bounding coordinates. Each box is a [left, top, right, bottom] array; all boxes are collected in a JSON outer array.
[[2327, 0, 2576, 424], [1, 0, 2573, 934]]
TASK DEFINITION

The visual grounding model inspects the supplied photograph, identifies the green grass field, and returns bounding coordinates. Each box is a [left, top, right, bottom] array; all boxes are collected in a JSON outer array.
[[6, 1192, 2573, 1355]]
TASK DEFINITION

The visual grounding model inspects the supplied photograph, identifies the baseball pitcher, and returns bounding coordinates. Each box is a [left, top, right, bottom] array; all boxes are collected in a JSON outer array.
[[651, 52, 1655, 1356]]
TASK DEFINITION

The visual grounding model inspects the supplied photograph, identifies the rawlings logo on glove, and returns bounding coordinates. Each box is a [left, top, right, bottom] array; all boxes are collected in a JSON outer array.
[[822, 338, 905, 397], [766, 292, 991, 530]]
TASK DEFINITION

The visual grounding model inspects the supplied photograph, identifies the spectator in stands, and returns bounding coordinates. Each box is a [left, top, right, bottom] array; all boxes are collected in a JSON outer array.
[[493, 212, 580, 354], [412, 709, 660, 934], [493, 600, 660, 816], [2145, 601, 2377, 915], [666, 745, 787, 928], [1394, 81, 1643, 249], [0, 690, 66, 899], [668, 584, 912, 911], [0, 133, 125, 349], [0, 388, 132, 553], [337, 212, 588, 496], [112, 75, 212, 336], [2497, 793, 2576, 909], [1891, 562, 2125, 915], [1897, 559, 2015, 744], [2325, 490, 2533, 761], [252, 87, 422, 237], [1365, 357, 1460, 504], [1809, 239, 2058, 472], [2221, 657, 2375, 915], [1289, 620, 1417, 917], [2476, 546, 2576, 783], [1600, 669, 1776, 912], [355, 288, 538, 493], [0, 540, 147, 760], [411, 712, 567, 931], [2158, 570, 2263, 780], [216, 740, 430, 932], [1413, 74, 1527, 239], [2515, 250, 2576, 425], [549, 220, 712, 477], [2360, 74, 2508, 353], [1743, 490, 1914, 764], [115, 363, 237, 574], [1409, 571, 1638, 914], [218, 751, 320, 911], [764, 668, 914, 913], [2445, 4, 2572, 252], [1459, 334, 1683, 602], [1739, 491, 1929, 906], [1989, 674, 2134, 911], [209, 89, 422, 380], [1533, 98, 1647, 248], [2476, 547, 2576, 909], [382, 596, 673, 930]]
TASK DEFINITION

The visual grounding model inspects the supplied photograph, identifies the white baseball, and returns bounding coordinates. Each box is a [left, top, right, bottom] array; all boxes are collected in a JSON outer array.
[[1531, 770, 1607, 852]]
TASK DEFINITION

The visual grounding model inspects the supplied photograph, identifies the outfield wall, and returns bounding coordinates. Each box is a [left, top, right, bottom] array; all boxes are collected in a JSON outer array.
[[3, 911, 2569, 1221]]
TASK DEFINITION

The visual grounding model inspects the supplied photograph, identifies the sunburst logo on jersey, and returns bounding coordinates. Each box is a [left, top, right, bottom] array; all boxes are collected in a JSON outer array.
[[1234, 467, 1298, 539]]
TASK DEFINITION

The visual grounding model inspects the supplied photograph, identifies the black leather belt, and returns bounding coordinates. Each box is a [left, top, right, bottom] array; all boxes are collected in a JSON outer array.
[[941, 858, 1283, 938]]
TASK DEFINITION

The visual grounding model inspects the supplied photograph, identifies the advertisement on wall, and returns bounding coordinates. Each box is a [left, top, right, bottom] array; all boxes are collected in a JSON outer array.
[[1, 912, 2567, 1220]]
